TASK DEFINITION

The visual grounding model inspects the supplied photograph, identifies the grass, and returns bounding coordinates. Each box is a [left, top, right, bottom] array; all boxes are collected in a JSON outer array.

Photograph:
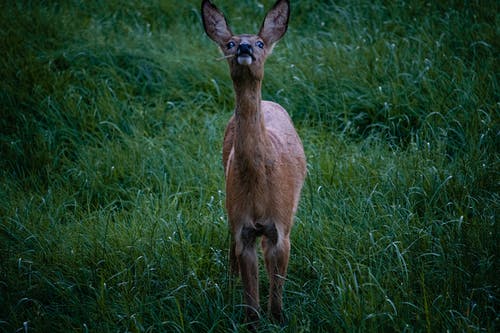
[[0, 0, 498, 331]]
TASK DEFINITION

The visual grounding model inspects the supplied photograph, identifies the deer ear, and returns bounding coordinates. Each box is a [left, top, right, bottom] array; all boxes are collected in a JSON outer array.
[[258, 0, 290, 46], [201, 0, 233, 45]]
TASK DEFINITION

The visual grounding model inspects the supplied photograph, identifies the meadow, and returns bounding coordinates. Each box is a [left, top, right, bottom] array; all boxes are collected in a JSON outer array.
[[0, 0, 498, 331]]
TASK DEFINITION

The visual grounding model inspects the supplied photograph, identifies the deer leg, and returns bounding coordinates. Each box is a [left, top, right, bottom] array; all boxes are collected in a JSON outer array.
[[229, 237, 239, 276], [261, 223, 289, 323], [236, 225, 260, 324]]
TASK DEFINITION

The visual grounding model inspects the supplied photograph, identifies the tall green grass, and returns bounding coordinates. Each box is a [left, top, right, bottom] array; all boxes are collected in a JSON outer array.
[[1, 0, 498, 331]]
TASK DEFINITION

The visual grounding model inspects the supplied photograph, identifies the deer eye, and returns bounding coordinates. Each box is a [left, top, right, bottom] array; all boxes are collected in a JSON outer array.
[[256, 41, 264, 49], [226, 41, 235, 49]]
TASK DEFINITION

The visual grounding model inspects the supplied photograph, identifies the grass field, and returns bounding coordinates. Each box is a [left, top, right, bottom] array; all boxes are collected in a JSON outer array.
[[0, 0, 498, 331]]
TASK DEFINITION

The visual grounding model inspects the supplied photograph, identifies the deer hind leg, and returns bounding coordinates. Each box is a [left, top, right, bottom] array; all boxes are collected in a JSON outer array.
[[261, 222, 290, 323], [235, 225, 260, 324]]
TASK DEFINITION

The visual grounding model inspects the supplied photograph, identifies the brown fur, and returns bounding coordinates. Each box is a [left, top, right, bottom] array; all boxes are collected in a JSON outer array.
[[202, 0, 306, 325]]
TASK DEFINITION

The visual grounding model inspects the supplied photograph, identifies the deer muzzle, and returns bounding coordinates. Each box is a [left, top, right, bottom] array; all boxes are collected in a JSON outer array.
[[237, 43, 254, 66]]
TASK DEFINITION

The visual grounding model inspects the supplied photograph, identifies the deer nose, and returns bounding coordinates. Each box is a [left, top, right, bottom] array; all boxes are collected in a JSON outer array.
[[237, 43, 253, 55]]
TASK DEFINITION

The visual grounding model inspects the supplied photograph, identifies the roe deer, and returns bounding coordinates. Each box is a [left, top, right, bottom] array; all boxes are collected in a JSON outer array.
[[201, 0, 306, 325]]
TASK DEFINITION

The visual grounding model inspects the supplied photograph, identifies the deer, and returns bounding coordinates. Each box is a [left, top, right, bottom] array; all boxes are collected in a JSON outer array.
[[201, 0, 306, 326]]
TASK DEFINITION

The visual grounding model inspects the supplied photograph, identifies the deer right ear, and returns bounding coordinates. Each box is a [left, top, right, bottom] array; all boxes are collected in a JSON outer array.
[[201, 0, 233, 45], [259, 0, 290, 47]]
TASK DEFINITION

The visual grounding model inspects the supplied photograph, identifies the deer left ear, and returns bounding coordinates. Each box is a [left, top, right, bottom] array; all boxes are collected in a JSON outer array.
[[258, 0, 290, 46], [202, 0, 233, 46]]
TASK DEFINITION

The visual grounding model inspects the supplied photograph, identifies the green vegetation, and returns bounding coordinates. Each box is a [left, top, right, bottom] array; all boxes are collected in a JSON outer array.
[[1, 0, 498, 331]]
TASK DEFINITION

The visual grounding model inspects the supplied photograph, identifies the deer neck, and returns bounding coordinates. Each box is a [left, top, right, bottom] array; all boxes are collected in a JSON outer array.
[[233, 77, 269, 174]]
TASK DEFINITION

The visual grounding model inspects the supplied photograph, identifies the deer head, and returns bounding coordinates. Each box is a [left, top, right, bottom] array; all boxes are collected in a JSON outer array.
[[201, 0, 290, 81]]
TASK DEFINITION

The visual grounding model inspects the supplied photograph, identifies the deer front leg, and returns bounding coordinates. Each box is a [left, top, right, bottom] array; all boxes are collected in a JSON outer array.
[[229, 237, 239, 276], [262, 223, 290, 323], [235, 225, 260, 324]]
